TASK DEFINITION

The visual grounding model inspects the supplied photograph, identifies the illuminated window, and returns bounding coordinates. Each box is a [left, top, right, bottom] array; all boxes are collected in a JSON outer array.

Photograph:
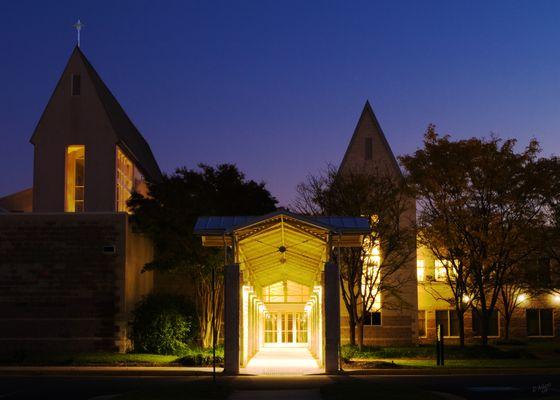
[[65, 145, 85, 212], [418, 310, 427, 337], [417, 259, 425, 282], [262, 281, 310, 303], [435, 260, 457, 282], [116, 147, 134, 212], [362, 237, 381, 310]]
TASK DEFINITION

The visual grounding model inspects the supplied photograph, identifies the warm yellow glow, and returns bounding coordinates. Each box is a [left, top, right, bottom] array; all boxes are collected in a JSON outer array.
[[116, 147, 134, 212], [462, 294, 470, 303], [362, 237, 381, 310], [434, 260, 457, 282], [518, 293, 528, 303], [65, 145, 85, 212], [552, 294, 560, 304], [417, 260, 425, 282], [262, 280, 310, 303]]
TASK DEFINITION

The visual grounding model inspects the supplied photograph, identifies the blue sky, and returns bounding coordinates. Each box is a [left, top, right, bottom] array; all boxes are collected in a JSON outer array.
[[1, 1, 559, 205]]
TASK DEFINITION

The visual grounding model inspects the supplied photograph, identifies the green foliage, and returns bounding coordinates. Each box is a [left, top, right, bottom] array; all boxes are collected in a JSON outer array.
[[131, 293, 197, 355], [128, 163, 278, 274], [342, 344, 535, 361], [177, 346, 224, 366]]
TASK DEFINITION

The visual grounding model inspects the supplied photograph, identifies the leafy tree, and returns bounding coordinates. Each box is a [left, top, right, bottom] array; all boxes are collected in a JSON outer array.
[[536, 157, 560, 294], [401, 127, 548, 345], [129, 164, 277, 347], [296, 165, 416, 349]]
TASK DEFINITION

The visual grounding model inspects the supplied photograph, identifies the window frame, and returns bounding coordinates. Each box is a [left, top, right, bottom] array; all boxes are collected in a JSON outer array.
[[471, 309, 500, 338], [417, 259, 425, 282], [435, 309, 460, 338], [363, 311, 382, 326], [64, 145, 85, 213], [527, 308, 555, 338]]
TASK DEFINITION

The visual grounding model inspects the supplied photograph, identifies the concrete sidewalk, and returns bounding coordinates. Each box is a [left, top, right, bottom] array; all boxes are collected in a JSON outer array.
[[1, 365, 560, 378]]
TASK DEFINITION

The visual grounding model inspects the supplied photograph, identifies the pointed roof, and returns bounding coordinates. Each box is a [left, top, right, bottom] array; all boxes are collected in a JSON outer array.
[[339, 100, 402, 177], [30, 47, 162, 182]]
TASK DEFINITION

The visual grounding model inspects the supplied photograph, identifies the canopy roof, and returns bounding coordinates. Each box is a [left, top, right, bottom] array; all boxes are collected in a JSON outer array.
[[195, 211, 369, 288], [194, 211, 370, 236]]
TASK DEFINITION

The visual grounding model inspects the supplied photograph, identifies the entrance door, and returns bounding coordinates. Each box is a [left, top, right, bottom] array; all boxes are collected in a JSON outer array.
[[264, 312, 307, 346]]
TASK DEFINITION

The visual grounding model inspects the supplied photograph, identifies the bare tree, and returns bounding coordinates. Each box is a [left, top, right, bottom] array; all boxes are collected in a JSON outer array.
[[295, 165, 416, 348]]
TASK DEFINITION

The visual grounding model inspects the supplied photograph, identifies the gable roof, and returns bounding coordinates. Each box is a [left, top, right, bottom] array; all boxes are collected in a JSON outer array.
[[30, 47, 162, 182], [194, 210, 371, 236], [339, 100, 402, 177]]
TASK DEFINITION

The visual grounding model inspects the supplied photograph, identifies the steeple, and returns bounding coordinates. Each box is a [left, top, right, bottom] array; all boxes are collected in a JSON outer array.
[[339, 100, 402, 177], [30, 46, 162, 183]]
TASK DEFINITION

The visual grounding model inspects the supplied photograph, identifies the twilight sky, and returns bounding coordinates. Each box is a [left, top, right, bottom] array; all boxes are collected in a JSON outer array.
[[1, 1, 559, 206]]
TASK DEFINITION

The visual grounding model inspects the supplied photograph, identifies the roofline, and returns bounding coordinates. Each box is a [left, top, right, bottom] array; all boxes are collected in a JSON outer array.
[[226, 210, 335, 234], [78, 48, 163, 182], [30, 46, 80, 145], [194, 211, 371, 236], [339, 100, 403, 178]]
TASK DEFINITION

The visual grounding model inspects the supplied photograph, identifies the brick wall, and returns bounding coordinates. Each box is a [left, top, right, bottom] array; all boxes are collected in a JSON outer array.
[[0, 213, 137, 353]]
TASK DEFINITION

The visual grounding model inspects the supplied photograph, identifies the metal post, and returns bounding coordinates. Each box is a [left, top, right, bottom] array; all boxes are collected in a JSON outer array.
[[436, 323, 445, 366], [212, 263, 216, 383]]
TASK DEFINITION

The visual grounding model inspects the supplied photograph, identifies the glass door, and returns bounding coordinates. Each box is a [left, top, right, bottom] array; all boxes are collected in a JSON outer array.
[[264, 312, 308, 346]]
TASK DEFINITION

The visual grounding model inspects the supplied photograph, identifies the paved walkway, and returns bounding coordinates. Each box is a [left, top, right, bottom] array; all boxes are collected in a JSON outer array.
[[229, 389, 321, 400], [242, 347, 322, 375]]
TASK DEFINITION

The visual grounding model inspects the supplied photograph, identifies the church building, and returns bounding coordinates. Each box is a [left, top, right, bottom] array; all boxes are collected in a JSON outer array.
[[0, 46, 558, 373]]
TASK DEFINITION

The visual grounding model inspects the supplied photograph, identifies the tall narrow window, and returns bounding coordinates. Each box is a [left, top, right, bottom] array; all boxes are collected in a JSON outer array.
[[65, 145, 85, 212], [116, 147, 134, 212], [365, 137, 373, 160], [417, 259, 425, 282], [71, 74, 81, 96]]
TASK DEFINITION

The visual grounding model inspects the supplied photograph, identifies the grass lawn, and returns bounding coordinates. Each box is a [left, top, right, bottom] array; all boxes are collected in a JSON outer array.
[[0, 346, 224, 367], [343, 342, 560, 370], [0, 352, 181, 366], [346, 358, 560, 369]]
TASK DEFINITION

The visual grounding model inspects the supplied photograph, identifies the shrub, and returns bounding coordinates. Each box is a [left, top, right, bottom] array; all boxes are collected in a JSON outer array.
[[130, 293, 196, 355], [177, 346, 224, 366]]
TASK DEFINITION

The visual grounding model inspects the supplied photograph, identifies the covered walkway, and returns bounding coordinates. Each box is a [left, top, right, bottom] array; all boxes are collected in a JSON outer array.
[[243, 347, 321, 375], [195, 211, 371, 375]]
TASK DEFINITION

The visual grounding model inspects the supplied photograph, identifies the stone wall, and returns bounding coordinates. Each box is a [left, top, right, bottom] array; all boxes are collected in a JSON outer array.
[[0, 213, 153, 354]]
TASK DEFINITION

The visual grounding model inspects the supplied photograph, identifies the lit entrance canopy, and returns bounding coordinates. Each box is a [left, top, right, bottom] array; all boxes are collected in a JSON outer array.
[[195, 211, 371, 288], [194, 211, 370, 374]]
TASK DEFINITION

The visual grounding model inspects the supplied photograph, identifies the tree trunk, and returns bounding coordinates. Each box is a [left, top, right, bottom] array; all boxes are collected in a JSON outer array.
[[357, 321, 364, 351], [504, 315, 511, 340], [348, 315, 356, 346], [458, 312, 465, 348], [480, 313, 489, 346]]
